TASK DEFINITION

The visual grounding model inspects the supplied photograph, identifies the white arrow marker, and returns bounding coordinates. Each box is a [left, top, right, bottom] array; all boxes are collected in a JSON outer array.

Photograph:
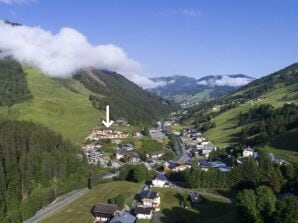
[[102, 105, 114, 128]]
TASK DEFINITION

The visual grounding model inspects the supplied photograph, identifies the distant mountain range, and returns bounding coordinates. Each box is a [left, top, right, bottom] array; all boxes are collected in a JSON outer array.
[[148, 74, 255, 106]]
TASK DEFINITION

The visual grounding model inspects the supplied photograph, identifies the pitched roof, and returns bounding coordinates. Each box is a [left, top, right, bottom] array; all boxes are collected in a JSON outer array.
[[116, 149, 139, 158], [93, 203, 118, 215], [140, 190, 159, 199], [135, 207, 153, 215], [155, 173, 166, 181], [110, 212, 136, 223]]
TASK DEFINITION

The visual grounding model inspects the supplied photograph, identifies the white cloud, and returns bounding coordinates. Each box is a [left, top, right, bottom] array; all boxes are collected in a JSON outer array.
[[0, 0, 34, 4], [215, 76, 252, 87], [197, 76, 253, 87], [0, 21, 159, 88], [197, 80, 208, 85]]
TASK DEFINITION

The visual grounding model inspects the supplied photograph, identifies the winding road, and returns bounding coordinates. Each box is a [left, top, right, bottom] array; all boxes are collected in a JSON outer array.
[[23, 188, 89, 223]]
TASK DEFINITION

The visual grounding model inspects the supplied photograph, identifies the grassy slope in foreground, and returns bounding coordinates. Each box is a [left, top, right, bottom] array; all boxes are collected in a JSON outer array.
[[158, 188, 236, 223], [41, 181, 140, 223], [0, 68, 103, 143]]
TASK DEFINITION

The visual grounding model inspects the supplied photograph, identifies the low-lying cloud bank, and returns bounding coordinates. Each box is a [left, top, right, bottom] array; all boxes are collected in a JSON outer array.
[[0, 20, 159, 88], [197, 75, 253, 87]]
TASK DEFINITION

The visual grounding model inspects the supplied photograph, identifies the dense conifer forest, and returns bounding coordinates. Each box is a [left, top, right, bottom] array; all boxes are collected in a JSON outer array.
[[239, 103, 298, 147], [0, 58, 32, 106], [0, 119, 89, 223], [74, 69, 176, 125]]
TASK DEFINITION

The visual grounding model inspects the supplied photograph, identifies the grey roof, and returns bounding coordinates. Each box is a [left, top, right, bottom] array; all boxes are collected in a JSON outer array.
[[110, 212, 136, 223], [189, 192, 200, 203], [140, 190, 159, 199], [155, 173, 166, 181], [135, 207, 153, 215]]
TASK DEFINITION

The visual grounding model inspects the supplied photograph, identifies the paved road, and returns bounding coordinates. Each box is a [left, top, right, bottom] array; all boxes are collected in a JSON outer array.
[[153, 211, 161, 223], [23, 188, 89, 223], [169, 181, 232, 203], [176, 136, 189, 163]]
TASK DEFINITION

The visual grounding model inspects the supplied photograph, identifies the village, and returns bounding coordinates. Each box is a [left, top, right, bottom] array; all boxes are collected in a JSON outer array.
[[81, 113, 289, 223]]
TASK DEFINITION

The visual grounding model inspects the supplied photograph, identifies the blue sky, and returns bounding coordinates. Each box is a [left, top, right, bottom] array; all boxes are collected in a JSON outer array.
[[1, 0, 298, 78]]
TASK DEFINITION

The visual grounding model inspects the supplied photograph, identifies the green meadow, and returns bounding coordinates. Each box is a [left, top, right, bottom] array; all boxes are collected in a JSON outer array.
[[41, 181, 140, 223], [0, 68, 103, 143], [158, 188, 236, 223]]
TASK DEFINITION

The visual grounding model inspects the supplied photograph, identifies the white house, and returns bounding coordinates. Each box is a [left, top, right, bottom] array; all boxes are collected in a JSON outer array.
[[146, 151, 164, 160], [139, 190, 160, 211], [152, 173, 167, 187], [135, 207, 153, 220], [243, 147, 254, 158]]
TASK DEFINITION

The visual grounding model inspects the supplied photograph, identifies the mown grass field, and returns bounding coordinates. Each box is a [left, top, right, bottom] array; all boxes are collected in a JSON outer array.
[[157, 188, 236, 223], [40, 181, 140, 223], [0, 68, 103, 143]]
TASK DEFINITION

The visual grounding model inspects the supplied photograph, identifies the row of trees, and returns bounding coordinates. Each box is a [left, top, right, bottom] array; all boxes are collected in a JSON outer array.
[[167, 153, 298, 194], [0, 119, 90, 223]]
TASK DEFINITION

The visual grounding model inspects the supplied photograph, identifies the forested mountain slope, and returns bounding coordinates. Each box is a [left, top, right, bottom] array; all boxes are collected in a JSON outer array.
[[225, 63, 298, 101], [0, 59, 32, 106], [0, 59, 174, 142], [72, 69, 176, 125], [0, 119, 89, 223]]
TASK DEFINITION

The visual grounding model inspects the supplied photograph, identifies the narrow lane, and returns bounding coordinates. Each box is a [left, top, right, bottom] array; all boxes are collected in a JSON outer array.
[[23, 188, 89, 223]]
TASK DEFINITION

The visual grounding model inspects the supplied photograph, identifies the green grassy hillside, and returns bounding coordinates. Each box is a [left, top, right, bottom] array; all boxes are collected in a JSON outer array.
[[205, 86, 292, 148], [184, 63, 298, 163], [0, 68, 103, 143]]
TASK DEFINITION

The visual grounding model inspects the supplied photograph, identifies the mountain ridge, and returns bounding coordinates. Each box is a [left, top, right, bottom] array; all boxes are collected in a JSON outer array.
[[0, 59, 174, 142], [149, 74, 255, 106]]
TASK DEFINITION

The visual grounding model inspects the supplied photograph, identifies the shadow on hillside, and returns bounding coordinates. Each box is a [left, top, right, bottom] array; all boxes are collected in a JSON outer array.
[[269, 129, 298, 152], [214, 189, 236, 201], [160, 198, 236, 223], [221, 131, 242, 145]]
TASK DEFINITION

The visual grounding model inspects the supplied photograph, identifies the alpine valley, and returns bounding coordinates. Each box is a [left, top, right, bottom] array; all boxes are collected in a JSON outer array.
[[149, 74, 255, 106]]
